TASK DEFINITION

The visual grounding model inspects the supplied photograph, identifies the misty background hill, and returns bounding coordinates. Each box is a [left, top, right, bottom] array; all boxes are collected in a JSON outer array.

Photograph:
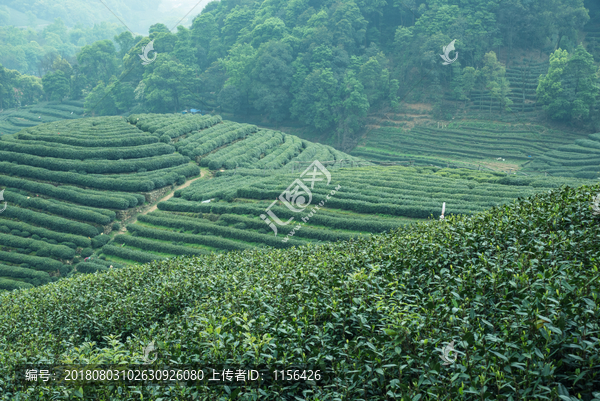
[[0, 0, 212, 34]]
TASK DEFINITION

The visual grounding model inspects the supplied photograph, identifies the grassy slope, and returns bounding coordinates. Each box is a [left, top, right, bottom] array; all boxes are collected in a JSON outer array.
[[0, 184, 598, 400]]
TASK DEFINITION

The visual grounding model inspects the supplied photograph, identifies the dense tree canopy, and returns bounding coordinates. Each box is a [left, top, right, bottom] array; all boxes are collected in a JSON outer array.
[[537, 45, 599, 121], [3, 0, 600, 144]]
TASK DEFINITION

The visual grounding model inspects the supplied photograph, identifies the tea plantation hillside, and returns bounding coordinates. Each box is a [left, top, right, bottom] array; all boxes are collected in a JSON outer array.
[[0, 100, 84, 136], [0, 184, 598, 400], [351, 120, 600, 179], [0, 115, 208, 290], [0, 113, 364, 288], [104, 165, 593, 266], [127, 113, 364, 169], [0, 112, 595, 288]]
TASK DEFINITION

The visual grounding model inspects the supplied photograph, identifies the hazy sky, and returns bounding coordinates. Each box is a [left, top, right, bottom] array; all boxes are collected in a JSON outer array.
[[148, 0, 213, 33]]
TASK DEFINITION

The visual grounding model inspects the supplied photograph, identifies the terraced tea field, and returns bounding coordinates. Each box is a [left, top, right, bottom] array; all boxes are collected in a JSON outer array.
[[128, 113, 362, 169], [0, 100, 84, 136], [101, 165, 590, 265], [351, 120, 598, 179], [0, 113, 364, 288], [0, 112, 595, 286], [0, 115, 207, 290]]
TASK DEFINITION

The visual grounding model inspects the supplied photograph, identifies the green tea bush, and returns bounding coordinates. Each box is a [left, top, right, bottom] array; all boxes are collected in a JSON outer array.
[[91, 234, 111, 249], [0, 184, 598, 399], [0, 175, 131, 209], [218, 214, 364, 241], [1, 207, 99, 238], [18, 133, 158, 147], [0, 219, 90, 248], [0, 250, 65, 272], [0, 278, 33, 291], [0, 140, 174, 160], [76, 262, 108, 274], [0, 263, 51, 284], [0, 162, 155, 192], [0, 151, 188, 174], [138, 212, 304, 248], [100, 245, 165, 264], [0, 233, 76, 259], [153, 115, 222, 138], [113, 235, 209, 256], [3, 191, 113, 225], [254, 134, 304, 168], [126, 224, 251, 251], [193, 124, 257, 157]]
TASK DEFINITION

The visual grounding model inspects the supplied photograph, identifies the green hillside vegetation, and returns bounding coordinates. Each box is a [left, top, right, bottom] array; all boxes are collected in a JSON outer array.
[[0, 113, 365, 285], [2, 0, 593, 150], [2, 112, 590, 279], [0, 115, 212, 288], [0, 184, 598, 399], [128, 113, 364, 168], [100, 164, 591, 266], [0, 100, 84, 136]]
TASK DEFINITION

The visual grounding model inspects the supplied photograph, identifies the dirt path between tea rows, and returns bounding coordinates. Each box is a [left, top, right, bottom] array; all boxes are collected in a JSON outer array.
[[117, 170, 206, 234]]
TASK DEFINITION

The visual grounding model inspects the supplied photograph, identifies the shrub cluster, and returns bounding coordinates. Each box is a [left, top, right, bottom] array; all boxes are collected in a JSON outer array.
[[113, 235, 209, 256], [218, 214, 362, 242], [0, 250, 66, 273], [193, 124, 257, 157], [100, 245, 165, 264], [0, 140, 175, 160], [0, 263, 51, 285], [0, 233, 76, 259], [126, 224, 251, 251], [254, 134, 304, 169], [0, 176, 131, 210], [18, 133, 157, 148], [4, 191, 113, 225], [138, 212, 304, 248], [76, 262, 109, 274], [1, 185, 598, 398], [0, 151, 188, 175], [2, 206, 99, 238], [0, 278, 33, 291], [0, 219, 91, 248], [153, 115, 223, 138], [0, 162, 155, 192], [174, 122, 237, 155], [201, 130, 284, 170]]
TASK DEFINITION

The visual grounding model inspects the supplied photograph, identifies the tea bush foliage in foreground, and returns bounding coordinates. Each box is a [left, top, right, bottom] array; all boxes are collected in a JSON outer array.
[[0, 185, 598, 400]]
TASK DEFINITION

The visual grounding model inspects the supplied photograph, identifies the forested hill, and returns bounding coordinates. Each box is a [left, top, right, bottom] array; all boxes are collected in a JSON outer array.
[[77, 0, 595, 149], [1, 0, 598, 149]]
